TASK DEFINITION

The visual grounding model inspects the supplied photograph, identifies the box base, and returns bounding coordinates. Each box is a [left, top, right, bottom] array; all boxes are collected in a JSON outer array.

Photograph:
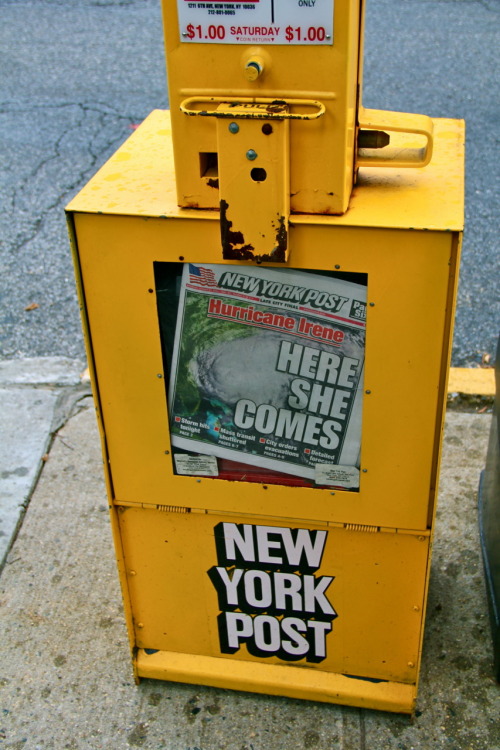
[[136, 648, 416, 714]]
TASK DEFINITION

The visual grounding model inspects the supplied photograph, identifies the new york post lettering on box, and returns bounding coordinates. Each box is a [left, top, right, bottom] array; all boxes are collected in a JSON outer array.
[[209, 522, 337, 662]]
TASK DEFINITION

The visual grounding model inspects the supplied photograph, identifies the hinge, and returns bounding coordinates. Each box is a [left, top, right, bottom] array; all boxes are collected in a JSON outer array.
[[344, 523, 379, 533], [155, 504, 191, 513], [114, 500, 206, 513]]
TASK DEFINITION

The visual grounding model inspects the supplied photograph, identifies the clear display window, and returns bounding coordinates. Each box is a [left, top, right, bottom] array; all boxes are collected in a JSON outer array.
[[155, 263, 367, 492]]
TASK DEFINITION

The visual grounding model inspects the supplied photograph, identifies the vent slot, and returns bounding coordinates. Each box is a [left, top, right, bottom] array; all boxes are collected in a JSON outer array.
[[156, 505, 191, 514], [345, 523, 379, 533]]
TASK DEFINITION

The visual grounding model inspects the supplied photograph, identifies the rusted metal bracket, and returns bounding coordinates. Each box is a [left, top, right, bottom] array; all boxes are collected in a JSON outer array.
[[215, 102, 290, 263]]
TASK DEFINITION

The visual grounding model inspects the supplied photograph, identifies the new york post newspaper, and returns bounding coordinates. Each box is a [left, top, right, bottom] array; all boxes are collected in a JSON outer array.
[[168, 264, 366, 489]]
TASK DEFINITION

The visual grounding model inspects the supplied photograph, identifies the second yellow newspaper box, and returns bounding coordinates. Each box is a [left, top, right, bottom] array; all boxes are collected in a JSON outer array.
[[66, 0, 464, 714]]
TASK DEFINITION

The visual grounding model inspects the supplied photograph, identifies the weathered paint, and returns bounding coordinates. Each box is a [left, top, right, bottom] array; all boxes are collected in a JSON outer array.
[[66, 110, 463, 713], [220, 200, 287, 263], [216, 102, 290, 261]]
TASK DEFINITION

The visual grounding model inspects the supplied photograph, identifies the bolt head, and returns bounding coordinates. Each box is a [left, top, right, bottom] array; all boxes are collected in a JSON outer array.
[[229, 122, 239, 134], [246, 149, 258, 161]]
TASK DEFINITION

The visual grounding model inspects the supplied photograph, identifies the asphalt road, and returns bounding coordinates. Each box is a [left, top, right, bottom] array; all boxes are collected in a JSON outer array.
[[1, 0, 498, 365]]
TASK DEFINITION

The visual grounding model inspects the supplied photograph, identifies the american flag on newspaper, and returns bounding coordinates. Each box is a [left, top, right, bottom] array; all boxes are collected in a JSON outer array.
[[188, 264, 218, 288]]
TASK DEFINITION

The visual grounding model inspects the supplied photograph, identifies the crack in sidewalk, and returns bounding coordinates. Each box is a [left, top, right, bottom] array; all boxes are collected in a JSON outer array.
[[0, 381, 93, 574]]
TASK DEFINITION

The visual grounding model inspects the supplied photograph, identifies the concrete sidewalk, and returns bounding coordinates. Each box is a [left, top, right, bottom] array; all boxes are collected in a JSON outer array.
[[0, 359, 499, 749]]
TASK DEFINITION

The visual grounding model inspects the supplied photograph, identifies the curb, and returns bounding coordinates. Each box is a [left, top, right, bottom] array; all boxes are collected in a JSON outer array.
[[448, 367, 495, 396]]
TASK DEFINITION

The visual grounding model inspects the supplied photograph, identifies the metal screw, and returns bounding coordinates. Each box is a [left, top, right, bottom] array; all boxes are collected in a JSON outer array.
[[408, 661, 415, 668], [334, 264, 340, 269], [365, 389, 371, 394], [246, 149, 258, 161], [157, 373, 163, 379], [369, 302, 375, 307], [137, 622, 144, 629], [362, 469, 368, 473], [229, 122, 239, 134]]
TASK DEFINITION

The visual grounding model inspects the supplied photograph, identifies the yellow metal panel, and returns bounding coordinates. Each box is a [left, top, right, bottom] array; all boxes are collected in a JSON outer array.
[[117, 508, 428, 690], [67, 214, 138, 660], [65, 110, 465, 232], [136, 650, 417, 714], [160, 0, 363, 213], [72, 210, 457, 530]]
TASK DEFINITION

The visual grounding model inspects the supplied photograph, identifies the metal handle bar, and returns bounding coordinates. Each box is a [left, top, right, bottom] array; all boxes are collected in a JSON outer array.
[[357, 107, 434, 168], [180, 96, 325, 121]]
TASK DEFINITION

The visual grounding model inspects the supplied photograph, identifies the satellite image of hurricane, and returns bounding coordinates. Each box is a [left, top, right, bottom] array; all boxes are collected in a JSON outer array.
[[190, 326, 364, 409]]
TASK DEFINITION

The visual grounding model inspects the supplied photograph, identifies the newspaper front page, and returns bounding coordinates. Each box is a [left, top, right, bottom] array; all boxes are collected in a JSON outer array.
[[167, 264, 366, 488]]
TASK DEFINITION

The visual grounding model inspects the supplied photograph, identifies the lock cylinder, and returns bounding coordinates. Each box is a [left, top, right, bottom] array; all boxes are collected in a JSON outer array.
[[244, 57, 265, 82]]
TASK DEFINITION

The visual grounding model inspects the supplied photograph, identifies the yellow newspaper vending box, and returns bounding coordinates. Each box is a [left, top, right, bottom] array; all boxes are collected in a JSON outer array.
[[66, 0, 464, 714]]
